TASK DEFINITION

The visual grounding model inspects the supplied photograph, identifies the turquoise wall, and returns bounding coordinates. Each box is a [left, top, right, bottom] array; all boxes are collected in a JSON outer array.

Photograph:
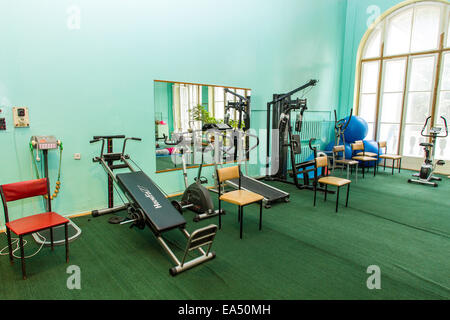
[[154, 82, 173, 132], [338, 0, 418, 118], [0, 0, 347, 223]]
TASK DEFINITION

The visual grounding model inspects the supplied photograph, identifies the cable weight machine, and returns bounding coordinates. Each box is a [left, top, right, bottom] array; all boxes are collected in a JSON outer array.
[[265, 80, 333, 193]]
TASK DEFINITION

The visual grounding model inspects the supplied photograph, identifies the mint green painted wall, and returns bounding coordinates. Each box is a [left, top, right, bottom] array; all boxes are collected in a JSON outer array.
[[154, 82, 173, 132], [0, 0, 347, 224], [338, 0, 419, 118]]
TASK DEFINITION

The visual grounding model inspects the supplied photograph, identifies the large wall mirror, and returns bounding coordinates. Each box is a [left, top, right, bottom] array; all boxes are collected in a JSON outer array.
[[154, 80, 252, 173]]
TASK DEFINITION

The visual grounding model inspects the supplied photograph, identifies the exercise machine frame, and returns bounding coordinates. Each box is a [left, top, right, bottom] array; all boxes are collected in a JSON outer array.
[[90, 135, 218, 275], [408, 116, 448, 187]]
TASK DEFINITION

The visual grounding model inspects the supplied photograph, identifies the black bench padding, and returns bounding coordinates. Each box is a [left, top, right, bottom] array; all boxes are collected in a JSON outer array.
[[117, 171, 186, 233]]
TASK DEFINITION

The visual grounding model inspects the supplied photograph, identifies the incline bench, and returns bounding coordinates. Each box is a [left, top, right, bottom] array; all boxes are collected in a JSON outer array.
[[90, 135, 218, 276]]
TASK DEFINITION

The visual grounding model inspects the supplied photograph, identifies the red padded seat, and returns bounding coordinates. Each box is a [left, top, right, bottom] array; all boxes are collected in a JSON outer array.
[[6, 212, 69, 235]]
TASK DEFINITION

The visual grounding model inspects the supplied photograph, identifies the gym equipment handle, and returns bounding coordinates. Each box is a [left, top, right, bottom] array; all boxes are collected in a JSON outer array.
[[440, 116, 448, 137], [224, 88, 249, 102], [93, 135, 126, 140], [420, 116, 432, 137], [309, 138, 317, 151], [164, 135, 183, 145]]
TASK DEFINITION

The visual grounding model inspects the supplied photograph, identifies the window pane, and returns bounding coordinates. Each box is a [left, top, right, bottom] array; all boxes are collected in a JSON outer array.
[[405, 92, 431, 124], [437, 91, 450, 120], [380, 93, 403, 123], [364, 26, 382, 59], [436, 132, 449, 160], [359, 94, 377, 122], [214, 87, 224, 102], [214, 87, 225, 120], [410, 6, 440, 52], [409, 56, 435, 92], [383, 59, 406, 92], [361, 61, 380, 93], [226, 89, 236, 102], [447, 13, 450, 48], [379, 124, 400, 154], [179, 85, 189, 132], [385, 8, 413, 56], [366, 123, 375, 140], [215, 101, 224, 120], [402, 124, 428, 157], [440, 53, 450, 91]]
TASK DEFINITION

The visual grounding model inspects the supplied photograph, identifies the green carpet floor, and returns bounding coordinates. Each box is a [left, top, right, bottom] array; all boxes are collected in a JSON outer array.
[[0, 169, 449, 300]]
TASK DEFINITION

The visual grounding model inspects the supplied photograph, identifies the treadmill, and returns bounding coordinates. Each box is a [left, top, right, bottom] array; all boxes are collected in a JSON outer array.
[[225, 175, 290, 208], [213, 90, 290, 209]]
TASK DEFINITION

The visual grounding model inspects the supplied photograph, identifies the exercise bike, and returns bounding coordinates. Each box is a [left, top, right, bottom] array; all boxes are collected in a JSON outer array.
[[408, 116, 448, 187], [165, 131, 225, 222]]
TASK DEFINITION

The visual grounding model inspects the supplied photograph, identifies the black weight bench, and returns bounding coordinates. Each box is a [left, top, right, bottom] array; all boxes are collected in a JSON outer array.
[[91, 136, 218, 276]]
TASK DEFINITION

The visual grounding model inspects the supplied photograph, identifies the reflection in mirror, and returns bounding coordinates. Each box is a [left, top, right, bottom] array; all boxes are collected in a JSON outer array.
[[154, 80, 251, 172]]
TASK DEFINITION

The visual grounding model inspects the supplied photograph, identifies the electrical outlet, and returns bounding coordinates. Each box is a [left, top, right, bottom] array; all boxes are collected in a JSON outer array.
[[74, 153, 81, 160]]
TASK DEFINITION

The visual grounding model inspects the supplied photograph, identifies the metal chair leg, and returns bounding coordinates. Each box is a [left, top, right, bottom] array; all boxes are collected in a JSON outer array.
[[239, 206, 243, 239], [50, 227, 54, 251], [259, 201, 262, 231], [238, 206, 240, 222], [218, 200, 222, 229], [314, 181, 317, 207], [398, 158, 402, 173], [392, 160, 394, 175], [336, 187, 340, 213], [362, 162, 365, 178], [65, 223, 69, 263], [20, 235, 26, 280], [6, 228, 13, 264], [346, 184, 350, 207]]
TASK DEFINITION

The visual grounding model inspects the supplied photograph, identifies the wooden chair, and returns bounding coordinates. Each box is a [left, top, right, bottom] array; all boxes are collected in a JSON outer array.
[[0, 178, 69, 279], [216, 166, 264, 239], [314, 156, 351, 213], [377, 141, 402, 175], [351, 141, 378, 178], [354, 140, 378, 157], [332, 145, 359, 182]]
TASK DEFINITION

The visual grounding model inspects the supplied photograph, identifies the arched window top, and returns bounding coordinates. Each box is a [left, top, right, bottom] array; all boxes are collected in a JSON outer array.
[[355, 0, 450, 161], [363, 1, 449, 60]]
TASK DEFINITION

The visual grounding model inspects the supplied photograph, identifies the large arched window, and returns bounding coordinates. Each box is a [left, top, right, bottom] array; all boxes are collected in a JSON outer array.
[[356, 0, 450, 162]]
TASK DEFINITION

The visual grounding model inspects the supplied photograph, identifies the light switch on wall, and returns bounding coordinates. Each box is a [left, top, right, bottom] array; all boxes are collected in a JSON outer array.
[[74, 153, 81, 160]]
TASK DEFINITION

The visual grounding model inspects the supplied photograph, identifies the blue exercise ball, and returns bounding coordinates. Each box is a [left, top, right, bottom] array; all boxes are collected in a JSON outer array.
[[343, 116, 369, 143]]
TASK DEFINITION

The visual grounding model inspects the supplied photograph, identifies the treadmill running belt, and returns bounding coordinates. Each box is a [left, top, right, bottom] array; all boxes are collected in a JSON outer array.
[[117, 171, 186, 232], [228, 176, 286, 200]]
